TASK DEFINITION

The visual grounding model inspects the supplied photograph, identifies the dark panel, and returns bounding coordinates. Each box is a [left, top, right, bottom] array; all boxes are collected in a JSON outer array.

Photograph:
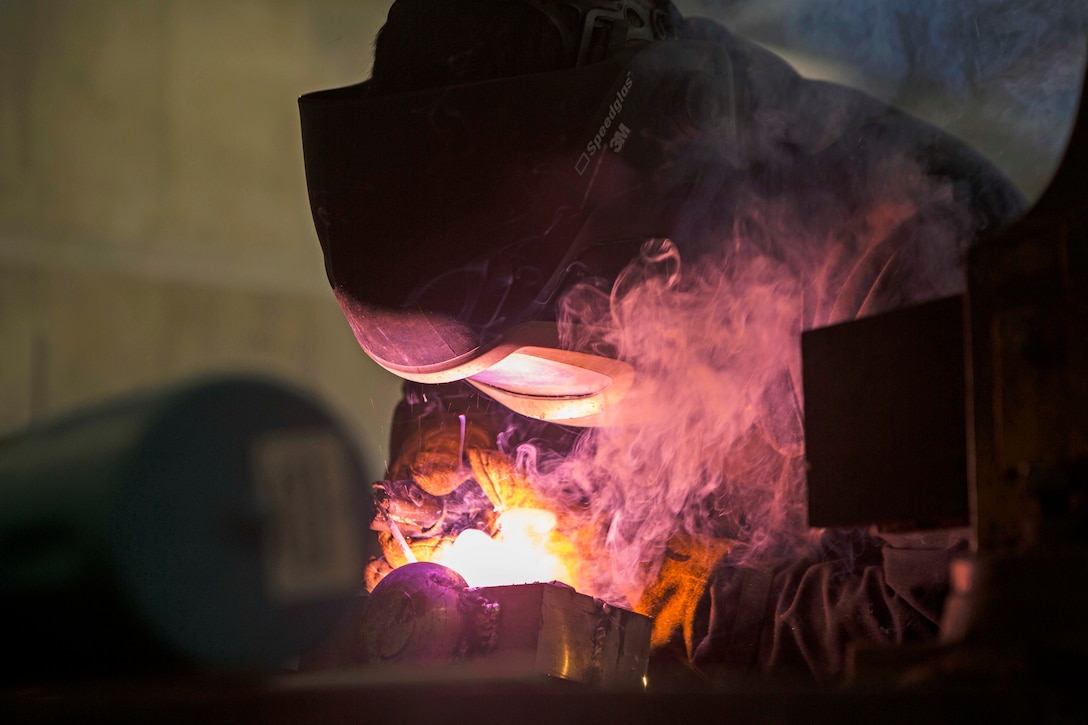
[[801, 295, 968, 528]]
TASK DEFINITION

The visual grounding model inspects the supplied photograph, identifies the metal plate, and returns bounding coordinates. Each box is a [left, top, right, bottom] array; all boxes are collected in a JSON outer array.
[[801, 296, 969, 529]]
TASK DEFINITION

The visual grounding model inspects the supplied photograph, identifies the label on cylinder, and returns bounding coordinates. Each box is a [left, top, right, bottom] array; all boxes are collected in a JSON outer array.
[[252, 430, 363, 604]]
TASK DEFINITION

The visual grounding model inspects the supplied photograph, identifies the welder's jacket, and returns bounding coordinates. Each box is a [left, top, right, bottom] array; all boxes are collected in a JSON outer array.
[[365, 17, 1024, 682]]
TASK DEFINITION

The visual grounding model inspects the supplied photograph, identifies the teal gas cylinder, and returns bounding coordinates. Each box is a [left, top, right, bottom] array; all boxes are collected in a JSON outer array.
[[0, 375, 372, 680]]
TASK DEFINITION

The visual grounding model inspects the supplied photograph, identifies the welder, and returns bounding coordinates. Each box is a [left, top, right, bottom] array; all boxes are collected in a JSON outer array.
[[299, 0, 1025, 682]]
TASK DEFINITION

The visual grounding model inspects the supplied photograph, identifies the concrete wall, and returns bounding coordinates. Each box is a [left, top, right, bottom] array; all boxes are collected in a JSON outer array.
[[0, 0, 399, 480]]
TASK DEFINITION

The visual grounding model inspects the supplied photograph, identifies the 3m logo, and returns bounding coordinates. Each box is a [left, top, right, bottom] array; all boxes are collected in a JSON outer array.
[[609, 122, 631, 152], [576, 72, 634, 176]]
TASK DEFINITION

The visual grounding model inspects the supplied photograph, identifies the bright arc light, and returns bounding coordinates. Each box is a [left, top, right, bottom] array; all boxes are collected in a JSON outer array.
[[434, 508, 571, 588]]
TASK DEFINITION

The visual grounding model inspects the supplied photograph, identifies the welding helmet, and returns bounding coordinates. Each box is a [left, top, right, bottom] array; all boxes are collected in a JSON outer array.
[[299, 1, 742, 425]]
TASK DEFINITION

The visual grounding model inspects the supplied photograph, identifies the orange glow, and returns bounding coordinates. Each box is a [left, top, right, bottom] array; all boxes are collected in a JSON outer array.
[[434, 508, 572, 588]]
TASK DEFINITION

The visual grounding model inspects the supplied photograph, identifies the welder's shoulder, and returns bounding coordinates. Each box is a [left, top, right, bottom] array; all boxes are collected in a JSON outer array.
[[686, 16, 1026, 231], [860, 90, 1024, 229], [798, 75, 1027, 233]]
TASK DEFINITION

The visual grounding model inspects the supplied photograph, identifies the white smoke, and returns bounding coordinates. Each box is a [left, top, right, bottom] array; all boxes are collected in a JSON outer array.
[[511, 154, 976, 607]]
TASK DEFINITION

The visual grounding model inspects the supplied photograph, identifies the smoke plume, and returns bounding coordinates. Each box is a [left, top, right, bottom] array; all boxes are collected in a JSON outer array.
[[509, 152, 978, 606]]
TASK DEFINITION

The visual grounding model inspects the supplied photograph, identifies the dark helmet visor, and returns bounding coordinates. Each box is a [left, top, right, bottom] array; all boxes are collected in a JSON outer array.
[[299, 40, 739, 384]]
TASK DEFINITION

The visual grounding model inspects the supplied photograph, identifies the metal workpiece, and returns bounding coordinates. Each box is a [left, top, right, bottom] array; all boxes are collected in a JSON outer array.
[[471, 579, 652, 688], [358, 562, 470, 666], [355, 562, 652, 688]]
